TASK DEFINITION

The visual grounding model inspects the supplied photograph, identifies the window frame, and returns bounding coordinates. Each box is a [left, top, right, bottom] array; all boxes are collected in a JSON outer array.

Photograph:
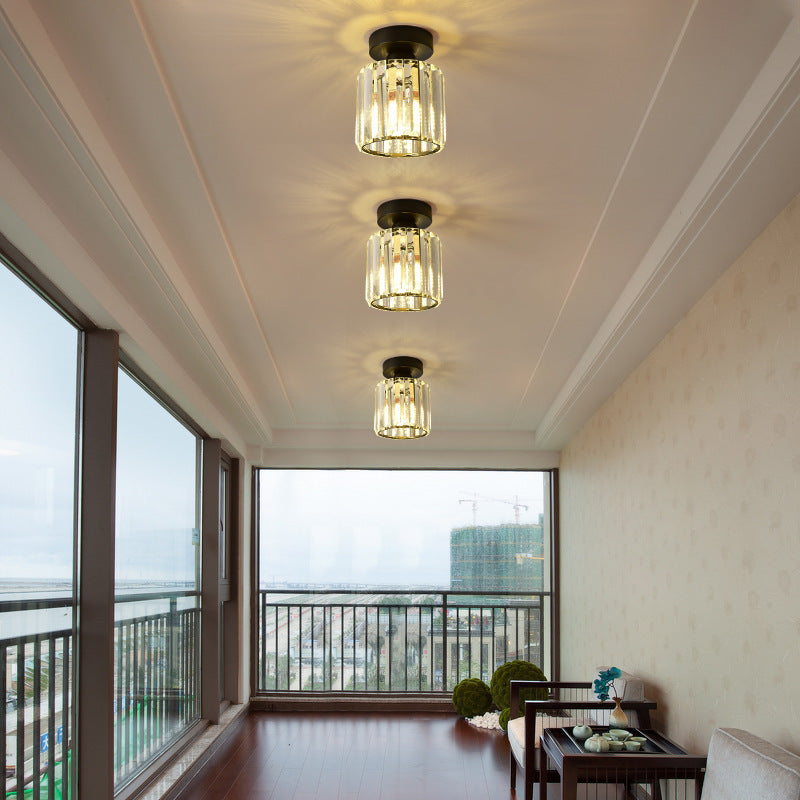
[[250, 466, 560, 698], [113, 363, 204, 792], [0, 233, 236, 800], [0, 238, 84, 799]]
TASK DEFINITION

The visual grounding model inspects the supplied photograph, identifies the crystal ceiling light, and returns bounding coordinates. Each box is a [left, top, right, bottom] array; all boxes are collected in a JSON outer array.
[[366, 199, 442, 311], [374, 356, 431, 439], [356, 25, 445, 157]]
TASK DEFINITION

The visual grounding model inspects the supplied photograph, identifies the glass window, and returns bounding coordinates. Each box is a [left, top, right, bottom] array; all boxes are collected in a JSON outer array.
[[259, 470, 546, 588], [0, 264, 79, 799], [256, 469, 553, 692], [114, 370, 200, 787]]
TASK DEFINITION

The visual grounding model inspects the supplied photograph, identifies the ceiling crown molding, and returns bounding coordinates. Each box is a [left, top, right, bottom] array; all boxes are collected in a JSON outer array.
[[536, 20, 800, 450], [0, 3, 276, 447]]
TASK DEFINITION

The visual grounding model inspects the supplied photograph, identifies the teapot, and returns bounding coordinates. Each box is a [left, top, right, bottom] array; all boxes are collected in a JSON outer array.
[[572, 724, 593, 740], [584, 734, 610, 752]]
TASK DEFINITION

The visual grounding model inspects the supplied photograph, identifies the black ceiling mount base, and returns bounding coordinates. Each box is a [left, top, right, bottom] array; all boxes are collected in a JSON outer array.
[[377, 199, 432, 230], [369, 26, 434, 61], [382, 356, 424, 380]]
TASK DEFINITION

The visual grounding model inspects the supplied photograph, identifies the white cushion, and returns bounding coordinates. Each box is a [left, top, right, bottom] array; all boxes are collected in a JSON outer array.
[[508, 716, 526, 765], [508, 712, 579, 762], [701, 728, 800, 800]]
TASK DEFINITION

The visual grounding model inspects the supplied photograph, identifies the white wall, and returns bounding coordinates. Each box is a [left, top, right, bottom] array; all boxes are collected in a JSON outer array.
[[559, 192, 800, 755]]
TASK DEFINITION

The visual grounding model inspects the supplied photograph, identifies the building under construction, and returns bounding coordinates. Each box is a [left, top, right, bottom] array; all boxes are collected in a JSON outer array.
[[450, 518, 545, 591]]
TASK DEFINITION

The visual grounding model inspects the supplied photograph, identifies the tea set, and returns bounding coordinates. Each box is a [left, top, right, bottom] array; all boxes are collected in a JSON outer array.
[[572, 725, 648, 753]]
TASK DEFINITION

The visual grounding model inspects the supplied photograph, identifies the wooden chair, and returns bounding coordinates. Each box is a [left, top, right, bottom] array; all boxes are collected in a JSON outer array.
[[508, 680, 657, 800]]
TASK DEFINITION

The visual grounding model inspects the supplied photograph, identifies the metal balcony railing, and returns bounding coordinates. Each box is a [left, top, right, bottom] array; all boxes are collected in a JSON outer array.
[[256, 589, 548, 693], [113, 594, 200, 786], [1, 591, 199, 799], [2, 627, 71, 798]]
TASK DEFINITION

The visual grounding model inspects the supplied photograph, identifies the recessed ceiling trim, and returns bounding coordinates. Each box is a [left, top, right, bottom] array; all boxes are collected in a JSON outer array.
[[513, 0, 702, 422], [0, 149, 255, 454], [0, 3, 276, 443], [255, 448, 561, 471], [536, 26, 800, 449], [249, 428, 559, 470], [129, 0, 296, 424]]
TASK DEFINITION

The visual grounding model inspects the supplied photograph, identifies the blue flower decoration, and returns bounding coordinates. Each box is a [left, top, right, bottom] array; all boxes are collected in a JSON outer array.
[[593, 667, 622, 701]]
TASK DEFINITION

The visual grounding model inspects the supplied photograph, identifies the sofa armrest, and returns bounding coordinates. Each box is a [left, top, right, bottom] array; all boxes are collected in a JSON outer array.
[[703, 728, 800, 800]]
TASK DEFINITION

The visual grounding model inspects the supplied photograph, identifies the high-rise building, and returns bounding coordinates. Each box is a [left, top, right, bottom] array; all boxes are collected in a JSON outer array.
[[450, 518, 544, 591]]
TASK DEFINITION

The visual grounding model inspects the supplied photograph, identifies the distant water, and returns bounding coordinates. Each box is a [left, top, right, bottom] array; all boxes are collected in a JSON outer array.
[[0, 580, 198, 640]]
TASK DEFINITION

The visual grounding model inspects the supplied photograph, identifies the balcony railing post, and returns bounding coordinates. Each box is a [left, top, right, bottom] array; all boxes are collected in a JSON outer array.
[[404, 606, 409, 692], [168, 596, 178, 692], [60, 633, 69, 800], [32, 636, 41, 800], [454, 605, 460, 686], [373, 605, 379, 690], [16, 642, 25, 798], [286, 606, 291, 690], [1, 645, 6, 798], [340, 606, 345, 692], [479, 605, 484, 680], [385, 606, 389, 690], [503, 607, 508, 663], [441, 592, 448, 692], [468, 605, 473, 681], [309, 606, 313, 691], [526, 605, 531, 661]]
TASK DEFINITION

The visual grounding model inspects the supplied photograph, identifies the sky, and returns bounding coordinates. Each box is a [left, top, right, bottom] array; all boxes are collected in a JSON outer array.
[[115, 370, 198, 585], [1, 265, 197, 587], [259, 469, 545, 587], [0, 266, 77, 582]]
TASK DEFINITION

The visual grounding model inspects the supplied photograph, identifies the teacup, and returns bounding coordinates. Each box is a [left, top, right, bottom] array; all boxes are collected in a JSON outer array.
[[624, 741, 641, 751], [628, 736, 647, 745], [608, 740, 625, 751], [609, 729, 631, 740]]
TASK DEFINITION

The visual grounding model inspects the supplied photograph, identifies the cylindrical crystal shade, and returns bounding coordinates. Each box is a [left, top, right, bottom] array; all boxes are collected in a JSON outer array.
[[366, 227, 442, 311], [356, 59, 445, 157], [374, 377, 431, 438]]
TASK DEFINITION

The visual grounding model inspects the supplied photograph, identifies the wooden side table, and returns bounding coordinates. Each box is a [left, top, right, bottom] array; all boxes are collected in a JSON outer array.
[[538, 727, 706, 800]]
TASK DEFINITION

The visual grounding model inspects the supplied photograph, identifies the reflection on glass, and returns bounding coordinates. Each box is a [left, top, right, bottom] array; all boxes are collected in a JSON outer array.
[[256, 470, 551, 693], [114, 370, 199, 787], [0, 265, 78, 798]]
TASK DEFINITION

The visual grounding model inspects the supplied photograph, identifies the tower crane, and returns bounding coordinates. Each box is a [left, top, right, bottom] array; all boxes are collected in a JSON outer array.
[[458, 492, 529, 525]]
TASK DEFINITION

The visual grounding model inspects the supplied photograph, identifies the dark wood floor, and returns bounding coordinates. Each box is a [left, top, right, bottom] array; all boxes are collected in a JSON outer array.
[[172, 711, 512, 800]]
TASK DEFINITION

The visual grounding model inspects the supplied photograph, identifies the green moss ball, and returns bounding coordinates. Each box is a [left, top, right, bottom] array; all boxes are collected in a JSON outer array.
[[451, 678, 493, 718], [498, 707, 511, 731], [490, 660, 547, 713]]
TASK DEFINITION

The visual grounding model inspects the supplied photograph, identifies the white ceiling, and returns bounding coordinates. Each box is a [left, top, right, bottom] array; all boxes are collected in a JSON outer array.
[[1, 0, 800, 465]]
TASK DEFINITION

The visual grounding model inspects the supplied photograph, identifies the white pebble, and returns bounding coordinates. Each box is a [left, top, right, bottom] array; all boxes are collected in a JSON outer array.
[[467, 711, 502, 730]]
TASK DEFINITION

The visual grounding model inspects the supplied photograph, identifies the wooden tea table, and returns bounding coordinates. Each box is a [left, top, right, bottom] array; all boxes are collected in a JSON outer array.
[[538, 727, 706, 800]]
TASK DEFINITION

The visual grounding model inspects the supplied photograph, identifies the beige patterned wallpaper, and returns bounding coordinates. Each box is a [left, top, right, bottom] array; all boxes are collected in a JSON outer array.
[[559, 192, 800, 756]]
